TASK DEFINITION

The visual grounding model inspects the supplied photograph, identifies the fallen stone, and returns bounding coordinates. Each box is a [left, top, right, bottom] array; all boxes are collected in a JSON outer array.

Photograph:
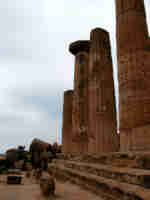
[[7, 175, 22, 184], [40, 173, 55, 197]]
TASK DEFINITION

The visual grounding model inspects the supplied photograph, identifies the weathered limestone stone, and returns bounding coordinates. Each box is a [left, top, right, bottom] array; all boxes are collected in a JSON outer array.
[[69, 40, 90, 153], [35, 168, 42, 183], [7, 175, 22, 184], [25, 163, 32, 178], [115, 0, 150, 151], [25, 171, 31, 178], [40, 172, 55, 197], [88, 28, 119, 153], [62, 90, 73, 153]]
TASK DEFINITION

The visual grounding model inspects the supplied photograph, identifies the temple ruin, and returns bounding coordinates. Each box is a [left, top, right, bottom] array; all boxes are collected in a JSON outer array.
[[62, 29, 118, 153], [52, 1, 150, 199], [62, 0, 150, 154]]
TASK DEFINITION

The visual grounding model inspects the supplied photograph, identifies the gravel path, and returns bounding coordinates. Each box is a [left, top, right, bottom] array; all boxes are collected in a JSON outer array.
[[0, 175, 102, 200]]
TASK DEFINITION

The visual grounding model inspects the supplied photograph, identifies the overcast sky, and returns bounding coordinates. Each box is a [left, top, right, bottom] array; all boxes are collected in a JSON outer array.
[[0, 0, 150, 153]]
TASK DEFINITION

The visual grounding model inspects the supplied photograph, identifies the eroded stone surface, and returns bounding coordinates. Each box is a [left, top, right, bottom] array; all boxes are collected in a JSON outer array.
[[70, 40, 90, 153], [88, 28, 119, 153], [62, 90, 73, 153], [116, 0, 150, 151]]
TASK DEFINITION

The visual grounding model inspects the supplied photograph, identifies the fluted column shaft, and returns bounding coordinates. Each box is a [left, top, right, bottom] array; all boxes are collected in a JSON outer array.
[[69, 41, 90, 153], [62, 90, 73, 153], [88, 28, 119, 153], [116, 0, 150, 151]]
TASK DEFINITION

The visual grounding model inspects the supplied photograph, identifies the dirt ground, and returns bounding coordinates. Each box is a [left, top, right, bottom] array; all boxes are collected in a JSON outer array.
[[0, 174, 102, 200]]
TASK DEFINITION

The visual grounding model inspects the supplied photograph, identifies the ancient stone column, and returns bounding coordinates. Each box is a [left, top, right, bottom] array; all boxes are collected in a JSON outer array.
[[116, 0, 150, 151], [62, 90, 73, 153], [69, 40, 90, 153], [88, 28, 119, 153]]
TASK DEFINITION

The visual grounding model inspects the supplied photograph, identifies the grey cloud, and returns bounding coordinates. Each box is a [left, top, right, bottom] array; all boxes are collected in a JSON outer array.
[[0, 94, 62, 153], [0, 0, 49, 62], [10, 87, 63, 120]]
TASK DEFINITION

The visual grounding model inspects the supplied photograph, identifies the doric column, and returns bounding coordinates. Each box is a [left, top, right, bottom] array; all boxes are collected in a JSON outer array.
[[88, 28, 119, 153], [116, 0, 150, 151], [116, 0, 148, 55], [69, 40, 90, 153], [62, 90, 73, 153]]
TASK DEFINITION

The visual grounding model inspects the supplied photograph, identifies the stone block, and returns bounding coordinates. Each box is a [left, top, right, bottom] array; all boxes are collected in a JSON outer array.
[[7, 175, 22, 184]]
